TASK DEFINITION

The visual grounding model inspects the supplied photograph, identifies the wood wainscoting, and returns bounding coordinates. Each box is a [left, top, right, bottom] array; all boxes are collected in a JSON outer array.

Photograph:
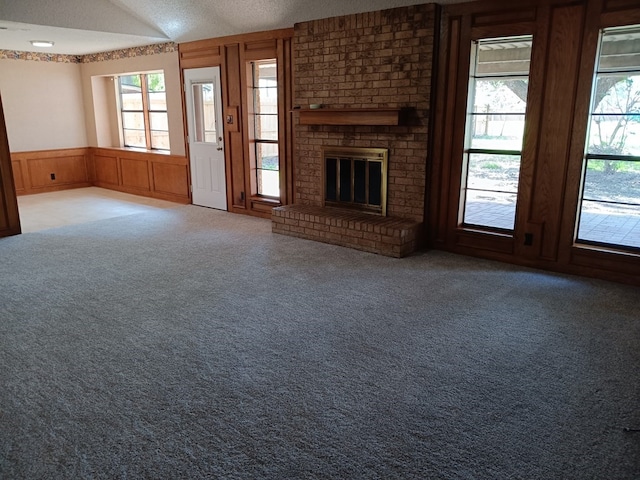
[[91, 148, 190, 204], [12, 148, 91, 195], [11, 147, 190, 204]]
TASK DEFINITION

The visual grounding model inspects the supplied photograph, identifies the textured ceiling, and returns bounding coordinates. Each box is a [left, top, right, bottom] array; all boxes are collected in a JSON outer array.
[[0, 0, 470, 55]]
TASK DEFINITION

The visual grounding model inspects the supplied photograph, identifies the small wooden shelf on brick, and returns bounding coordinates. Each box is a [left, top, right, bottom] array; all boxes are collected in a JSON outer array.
[[296, 107, 406, 126]]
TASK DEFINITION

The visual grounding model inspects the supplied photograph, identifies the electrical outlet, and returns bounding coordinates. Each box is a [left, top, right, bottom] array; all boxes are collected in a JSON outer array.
[[50, 173, 56, 180], [524, 233, 534, 246]]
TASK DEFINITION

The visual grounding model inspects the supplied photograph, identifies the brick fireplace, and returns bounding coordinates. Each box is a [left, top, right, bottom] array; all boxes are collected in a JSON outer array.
[[272, 4, 437, 257]]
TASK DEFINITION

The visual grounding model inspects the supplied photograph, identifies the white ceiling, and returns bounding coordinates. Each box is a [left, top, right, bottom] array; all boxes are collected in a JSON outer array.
[[0, 0, 469, 55]]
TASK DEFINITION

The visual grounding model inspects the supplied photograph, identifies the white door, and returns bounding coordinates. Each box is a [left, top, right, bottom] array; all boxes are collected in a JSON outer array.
[[184, 67, 227, 210]]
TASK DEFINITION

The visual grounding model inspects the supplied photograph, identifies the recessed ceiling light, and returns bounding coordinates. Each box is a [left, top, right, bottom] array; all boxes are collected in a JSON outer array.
[[30, 40, 54, 48]]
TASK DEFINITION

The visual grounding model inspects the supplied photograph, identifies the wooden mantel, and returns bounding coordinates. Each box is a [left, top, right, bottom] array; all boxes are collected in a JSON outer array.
[[297, 107, 405, 126]]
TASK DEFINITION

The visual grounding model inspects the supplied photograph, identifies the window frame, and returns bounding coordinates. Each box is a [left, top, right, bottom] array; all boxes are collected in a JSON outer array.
[[247, 59, 280, 199], [118, 72, 169, 152], [460, 35, 534, 234], [574, 25, 640, 254]]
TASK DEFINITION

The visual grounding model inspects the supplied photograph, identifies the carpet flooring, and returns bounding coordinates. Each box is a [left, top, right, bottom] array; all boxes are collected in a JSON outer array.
[[0, 206, 639, 479]]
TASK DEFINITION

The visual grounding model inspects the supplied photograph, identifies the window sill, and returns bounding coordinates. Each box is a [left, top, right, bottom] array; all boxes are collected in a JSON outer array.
[[571, 243, 640, 277], [572, 242, 640, 258], [455, 226, 515, 254], [250, 195, 282, 214], [251, 195, 281, 205], [95, 146, 172, 156], [117, 146, 172, 155]]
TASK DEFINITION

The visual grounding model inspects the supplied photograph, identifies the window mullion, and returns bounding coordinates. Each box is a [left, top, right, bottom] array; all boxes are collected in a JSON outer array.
[[140, 74, 152, 150]]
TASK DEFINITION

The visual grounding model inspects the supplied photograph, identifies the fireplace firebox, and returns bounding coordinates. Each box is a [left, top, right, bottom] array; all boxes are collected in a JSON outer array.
[[323, 147, 388, 216]]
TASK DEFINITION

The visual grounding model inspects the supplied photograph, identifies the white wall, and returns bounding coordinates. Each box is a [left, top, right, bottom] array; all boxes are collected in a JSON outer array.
[[0, 58, 88, 152], [90, 75, 118, 148], [80, 51, 185, 156], [0, 50, 185, 157]]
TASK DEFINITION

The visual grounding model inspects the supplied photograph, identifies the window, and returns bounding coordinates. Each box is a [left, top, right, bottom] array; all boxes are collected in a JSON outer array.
[[576, 25, 640, 251], [461, 36, 533, 231], [249, 60, 279, 198], [191, 83, 217, 143], [118, 72, 169, 151]]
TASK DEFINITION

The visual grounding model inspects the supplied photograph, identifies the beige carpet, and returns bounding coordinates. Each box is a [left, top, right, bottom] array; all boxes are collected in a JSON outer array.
[[1, 205, 638, 479]]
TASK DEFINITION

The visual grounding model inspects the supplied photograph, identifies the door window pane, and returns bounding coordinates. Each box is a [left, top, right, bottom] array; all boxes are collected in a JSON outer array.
[[576, 25, 640, 251], [251, 60, 280, 198], [587, 113, 640, 157], [255, 114, 278, 140], [464, 153, 521, 229], [464, 191, 518, 231], [192, 83, 217, 144], [257, 169, 280, 197], [578, 202, 640, 249], [461, 36, 533, 231], [582, 159, 640, 203], [256, 142, 279, 197], [472, 79, 528, 113], [469, 114, 526, 150], [256, 142, 278, 170], [466, 153, 522, 193]]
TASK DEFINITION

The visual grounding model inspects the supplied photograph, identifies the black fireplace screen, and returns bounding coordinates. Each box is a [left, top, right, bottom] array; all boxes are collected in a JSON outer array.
[[323, 147, 388, 216]]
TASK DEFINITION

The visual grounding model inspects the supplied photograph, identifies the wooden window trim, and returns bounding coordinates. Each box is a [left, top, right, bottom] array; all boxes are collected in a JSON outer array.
[[119, 73, 169, 152]]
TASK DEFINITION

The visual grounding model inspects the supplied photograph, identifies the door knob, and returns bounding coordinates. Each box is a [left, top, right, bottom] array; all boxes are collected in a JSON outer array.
[[217, 146, 223, 151]]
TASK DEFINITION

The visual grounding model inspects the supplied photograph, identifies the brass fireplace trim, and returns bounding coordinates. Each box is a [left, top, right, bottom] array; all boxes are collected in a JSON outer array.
[[322, 146, 388, 216]]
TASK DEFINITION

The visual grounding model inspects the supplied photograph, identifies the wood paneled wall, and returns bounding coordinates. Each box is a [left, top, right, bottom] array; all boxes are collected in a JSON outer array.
[[12, 148, 91, 195], [430, 0, 640, 285], [0, 94, 20, 237], [92, 148, 190, 203], [11, 147, 190, 204], [179, 29, 294, 219]]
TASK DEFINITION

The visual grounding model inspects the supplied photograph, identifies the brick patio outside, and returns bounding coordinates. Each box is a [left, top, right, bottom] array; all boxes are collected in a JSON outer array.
[[466, 200, 640, 249]]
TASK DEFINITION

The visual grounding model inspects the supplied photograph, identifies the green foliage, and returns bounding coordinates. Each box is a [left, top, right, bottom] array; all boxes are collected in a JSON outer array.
[[260, 155, 279, 170], [587, 159, 640, 174], [481, 162, 501, 170], [120, 74, 141, 88], [587, 159, 621, 174], [147, 73, 165, 92], [119, 73, 165, 92]]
